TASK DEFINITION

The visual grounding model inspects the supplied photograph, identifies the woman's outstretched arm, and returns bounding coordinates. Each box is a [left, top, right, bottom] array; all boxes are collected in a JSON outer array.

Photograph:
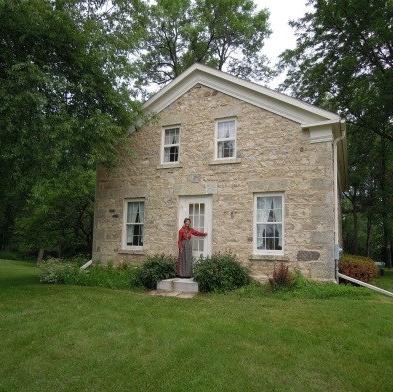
[[190, 228, 207, 237]]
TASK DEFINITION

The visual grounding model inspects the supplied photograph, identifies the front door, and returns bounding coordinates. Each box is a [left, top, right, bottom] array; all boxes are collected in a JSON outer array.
[[178, 195, 212, 259]]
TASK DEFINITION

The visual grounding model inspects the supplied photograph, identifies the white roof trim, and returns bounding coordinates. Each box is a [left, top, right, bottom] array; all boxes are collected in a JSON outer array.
[[301, 119, 342, 129], [143, 63, 340, 124]]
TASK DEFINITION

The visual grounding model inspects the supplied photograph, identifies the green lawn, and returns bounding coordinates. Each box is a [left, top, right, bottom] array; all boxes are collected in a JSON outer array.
[[1, 260, 392, 392], [375, 268, 393, 292]]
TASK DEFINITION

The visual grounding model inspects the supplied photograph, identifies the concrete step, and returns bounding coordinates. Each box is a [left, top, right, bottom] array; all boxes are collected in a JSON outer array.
[[149, 290, 196, 298], [157, 278, 199, 293]]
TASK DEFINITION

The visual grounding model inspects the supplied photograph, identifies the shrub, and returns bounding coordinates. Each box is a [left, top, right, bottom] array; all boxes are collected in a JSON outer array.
[[40, 258, 141, 289], [339, 254, 378, 283], [39, 259, 79, 284], [137, 254, 176, 289], [268, 262, 294, 290], [193, 252, 250, 292]]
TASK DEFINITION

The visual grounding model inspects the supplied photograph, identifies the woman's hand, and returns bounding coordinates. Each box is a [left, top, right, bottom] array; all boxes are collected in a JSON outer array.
[[203, 232, 208, 237]]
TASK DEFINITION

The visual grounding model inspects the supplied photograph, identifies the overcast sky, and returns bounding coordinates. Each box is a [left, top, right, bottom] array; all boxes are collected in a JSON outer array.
[[255, 0, 310, 88]]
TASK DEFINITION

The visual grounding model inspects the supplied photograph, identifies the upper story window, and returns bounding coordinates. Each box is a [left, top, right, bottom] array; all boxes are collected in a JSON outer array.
[[215, 118, 236, 159], [253, 194, 284, 255], [123, 199, 144, 248], [162, 126, 180, 164]]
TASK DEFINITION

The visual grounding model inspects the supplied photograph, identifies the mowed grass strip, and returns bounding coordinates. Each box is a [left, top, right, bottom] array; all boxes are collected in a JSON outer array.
[[0, 260, 392, 392]]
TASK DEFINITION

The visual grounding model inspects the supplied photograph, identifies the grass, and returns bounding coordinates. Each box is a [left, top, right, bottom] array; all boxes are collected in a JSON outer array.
[[374, 268, 393, 292], [1, 259, 393, 392]]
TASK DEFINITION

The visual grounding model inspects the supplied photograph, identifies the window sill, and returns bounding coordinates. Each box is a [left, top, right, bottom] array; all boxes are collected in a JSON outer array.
[[157, 163, 183, 169], [118, 249, 145, 255], [249, 254, 288, 262], [208, 158, 242, 165]]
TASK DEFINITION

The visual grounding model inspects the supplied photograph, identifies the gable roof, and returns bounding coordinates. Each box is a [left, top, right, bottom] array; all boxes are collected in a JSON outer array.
[[143, 63, 341, 126]]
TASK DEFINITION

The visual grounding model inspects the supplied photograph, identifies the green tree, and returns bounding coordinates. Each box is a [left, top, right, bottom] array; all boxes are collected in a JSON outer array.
[[15, 169, 96, 261], [279, 0, 393, 264], [133, 0, 272, 90], [0, 0, 144, 252]]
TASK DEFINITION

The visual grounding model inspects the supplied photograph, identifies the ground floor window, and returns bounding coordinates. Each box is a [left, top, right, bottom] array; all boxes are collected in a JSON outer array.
[[124, 199, 144, 248], [254, 193, 284, 254]]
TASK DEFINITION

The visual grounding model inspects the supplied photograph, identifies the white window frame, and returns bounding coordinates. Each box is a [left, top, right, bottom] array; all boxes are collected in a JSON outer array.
[[253, 193, 285, 256], [161, 125, 181, 164], [122, 198, 145, 250], [214, 118, 237, 160]]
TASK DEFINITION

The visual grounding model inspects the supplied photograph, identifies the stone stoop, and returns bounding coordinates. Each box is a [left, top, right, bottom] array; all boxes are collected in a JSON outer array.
[[157, 278, 199, 294]]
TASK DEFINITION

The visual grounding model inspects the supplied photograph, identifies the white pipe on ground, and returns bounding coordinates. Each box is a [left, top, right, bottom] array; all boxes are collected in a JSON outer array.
[[338, 273, 393, 298], [80, 259, 93, 270]]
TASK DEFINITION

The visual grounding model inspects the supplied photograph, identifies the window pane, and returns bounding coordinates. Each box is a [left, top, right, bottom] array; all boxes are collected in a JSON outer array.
[[193, 215, 199, 228], [273, 208, 282, 222], [257, 196, 282, 223], [256, 222, 282, 251], [126, 224, 143, 246], [265, 225, 274, 237], [164, 146, 178, 162], [257, 207, 269, 222], [199, 215, 204, 228], [127, 202, 143, 223], [275, 225, 282, 250], [218, 120, 235, 139], [217, 140, 234, 158], [165, 128, 179, 144], [267, 209, 279, 223], [266, 237, 275, 250], [257, 197, 268, 211], [256, 224, 266, 249], [273, 196, 282, 209]]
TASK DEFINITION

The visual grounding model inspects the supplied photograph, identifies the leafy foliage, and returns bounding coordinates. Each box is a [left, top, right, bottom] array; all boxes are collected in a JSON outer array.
[[133, 0, 272, 91], [339, 254, 378, 283], [137, 254, 177, 289], [279, 0, 393, 264], [15, 169, 95, 258], [193, 252, 250, 292], [0, 0, 144, 253]]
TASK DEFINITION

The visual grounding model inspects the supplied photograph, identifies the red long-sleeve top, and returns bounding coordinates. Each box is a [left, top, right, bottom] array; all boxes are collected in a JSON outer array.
[[178, 226, 206, 249]]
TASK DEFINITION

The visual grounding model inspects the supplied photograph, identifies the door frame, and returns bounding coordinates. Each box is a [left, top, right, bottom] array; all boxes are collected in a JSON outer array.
[[178, 195, 212, 257]]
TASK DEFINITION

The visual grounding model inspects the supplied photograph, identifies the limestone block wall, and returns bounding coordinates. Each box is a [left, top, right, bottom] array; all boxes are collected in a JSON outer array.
[[92, 84, 336, 281]]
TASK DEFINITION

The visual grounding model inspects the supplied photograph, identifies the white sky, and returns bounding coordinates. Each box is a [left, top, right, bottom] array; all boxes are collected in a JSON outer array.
[[255, 0, 310, 88]]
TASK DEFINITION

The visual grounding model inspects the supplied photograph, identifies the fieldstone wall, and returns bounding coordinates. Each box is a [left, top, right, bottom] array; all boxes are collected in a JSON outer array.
[[92, 84, 336, 281]]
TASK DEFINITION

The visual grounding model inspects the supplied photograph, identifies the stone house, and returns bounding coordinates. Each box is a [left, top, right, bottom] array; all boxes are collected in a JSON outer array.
[[92, 64, 347, 281]]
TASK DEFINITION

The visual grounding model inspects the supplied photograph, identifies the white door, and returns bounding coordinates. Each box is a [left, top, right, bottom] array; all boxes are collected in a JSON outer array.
[[178, 195, 212, 259]]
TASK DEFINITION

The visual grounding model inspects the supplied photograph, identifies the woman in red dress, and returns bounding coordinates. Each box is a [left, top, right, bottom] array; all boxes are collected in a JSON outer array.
[[177, 217, 207, 278]]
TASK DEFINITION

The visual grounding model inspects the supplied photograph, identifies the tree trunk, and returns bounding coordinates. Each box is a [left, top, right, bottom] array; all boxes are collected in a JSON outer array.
[[380, 135, 390, 264], [366, 214, 373, 257], [352, 209, 358, 254], [37, 248, 44, 264]]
